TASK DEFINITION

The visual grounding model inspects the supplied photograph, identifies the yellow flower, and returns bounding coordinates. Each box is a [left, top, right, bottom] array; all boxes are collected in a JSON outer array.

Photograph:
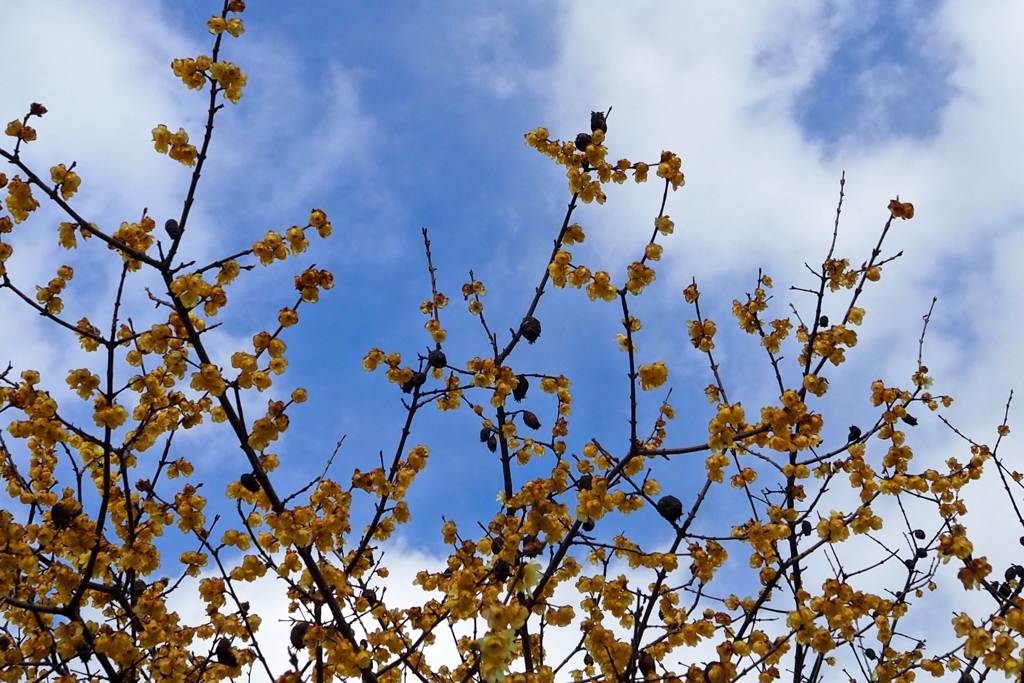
[[637, 362, 668, 390]]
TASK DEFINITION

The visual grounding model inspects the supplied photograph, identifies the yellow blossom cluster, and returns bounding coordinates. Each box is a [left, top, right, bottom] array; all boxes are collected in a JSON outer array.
[[210, 61, 248, 103], [49, 164, 81, 200], [152, 124, 197, 166], [171, 55, 212, 90], [33, 264, 74, 314], [4, 175, 39, 223], [687, 318, 717, 352]]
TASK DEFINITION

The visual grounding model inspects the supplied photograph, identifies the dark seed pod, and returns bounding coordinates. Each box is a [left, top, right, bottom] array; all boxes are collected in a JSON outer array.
[[240, 472, 260, 492], [999, 582, 1012, 598], [132, 579, 147, 595], [77, 640, 93, 663], [480, 427, 492, 443], [361, 589, 378, 606], [1007, 566, 1018, 583], [491, 536, 504, 555], [902, 414, 918, 426], [959, 673, 975, 683], [51, 500, 80, 530], [639, 650, 656, 678], [584, 653, 594, 666], [590, 110, 607, 134], [487, 434, 497, 452], [513, 375, 529, 402], [904, 558, 915, 570], [1020, 536, 1024, 547], [574, 132, 592, 152], [522, 411, 541, 430], [215, 638, 238, 667], [522, 539, 545, 557], [582, 519, 595, 532], [864, 648, 877, 660], [913, 529, 926, 540], [818, 315, 829, 328], [578, 474, 593, 491], [656, 495, 683, 523], [427, 348, 447, 369], [801, 520, 812, 536], [519, 316, 542, 344], [165, 218, 182, 240], [290, 622, 310, 650], [239, 601, 250, 615], [493, 559, 511, 581], [847, 425, 862, 442], [1014, 565, 1024, 580], [916, 547, 927, 559], [401, 371, 427, 394]]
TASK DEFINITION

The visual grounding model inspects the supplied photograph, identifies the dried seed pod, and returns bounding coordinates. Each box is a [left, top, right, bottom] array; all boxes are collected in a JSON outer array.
[[165, 218, 181, 240], [493, 559, 511, 581], [401, 371, 427, 394], [582, 519, 595, 532], [999, 582, 1012, 598], [215, 638, 238, 667], [902, 414, 918, 426], [51, 500, 80, 530], [847, 425, 862, 442], [913, 529, 926, 540], [522, 539, 545, 557], [864, 648, 877, 660], [916, 547, 927, 559], [487, 434, 497, 452], [801, 520, 812, 536], [361, 589, 378, 606], [427, 348, 447, 369], [491, 536, 504, 555], [577, 474, 593, 491], [519, 316, 542, 344], [590, 110, 607, 134], [513, 375, 529, 402], [290, 622, 310, 650], [240, 472, 260, 492], [77, 640, 92, 663], [656, 495, 682, 523], [639, 650, 656, 678], [818, 315, 829, 327], [479, 427, 492, 443], [584, 653, 594, 666], [522, 411, 541, 430], [574, 132, 592, 152]]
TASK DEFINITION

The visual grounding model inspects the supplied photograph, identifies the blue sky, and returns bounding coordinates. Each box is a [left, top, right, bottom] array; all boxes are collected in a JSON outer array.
[[4, 0, 1024, 675]]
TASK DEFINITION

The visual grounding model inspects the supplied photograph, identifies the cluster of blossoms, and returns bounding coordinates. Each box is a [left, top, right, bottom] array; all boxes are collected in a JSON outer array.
[[152, 124, 198, 166], [3, 175, 39, 223], [34, 265, 74, 315]]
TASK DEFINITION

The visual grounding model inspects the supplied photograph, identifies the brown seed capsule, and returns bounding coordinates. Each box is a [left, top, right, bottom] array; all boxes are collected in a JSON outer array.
[[240, 472, 260, 492], [801, 520, 812, 536], [427, 348, 447, 369], [584, 653, 594, 666], [639, 650, 656, 678], [76, 640, 92, 663], [522, 539, 545, 557], [290, 622, 310, 650], [582, 519, 595, 532], [30, 102, 48, 117], [577, 474, 593, 490], [522, 411, 541, 430], [51, 500, 80, 530], [401, 371, 427, 394], [361, 589, 378, 607], [493, 559, 511, 581], [513, 375, 529, 402], [479, 426, 491, 442], [487, 434, 497, 452], [165, 218, 181, 240], [847, 425, 862, 442], [519, 316, 542, 344], [901, 414, 918, 426], [215, 638, 238, 667], [574, 133, 592, 152], [865, 648, 877, 660], [913, 529, 926, 540], [656, 495, 683, 523], [491, 536, 504, 555], [590, 110, 607, 134]]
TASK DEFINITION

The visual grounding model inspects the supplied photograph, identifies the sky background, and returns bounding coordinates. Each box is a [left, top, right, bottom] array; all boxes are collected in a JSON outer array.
[[3, 0, 1024, 676]]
